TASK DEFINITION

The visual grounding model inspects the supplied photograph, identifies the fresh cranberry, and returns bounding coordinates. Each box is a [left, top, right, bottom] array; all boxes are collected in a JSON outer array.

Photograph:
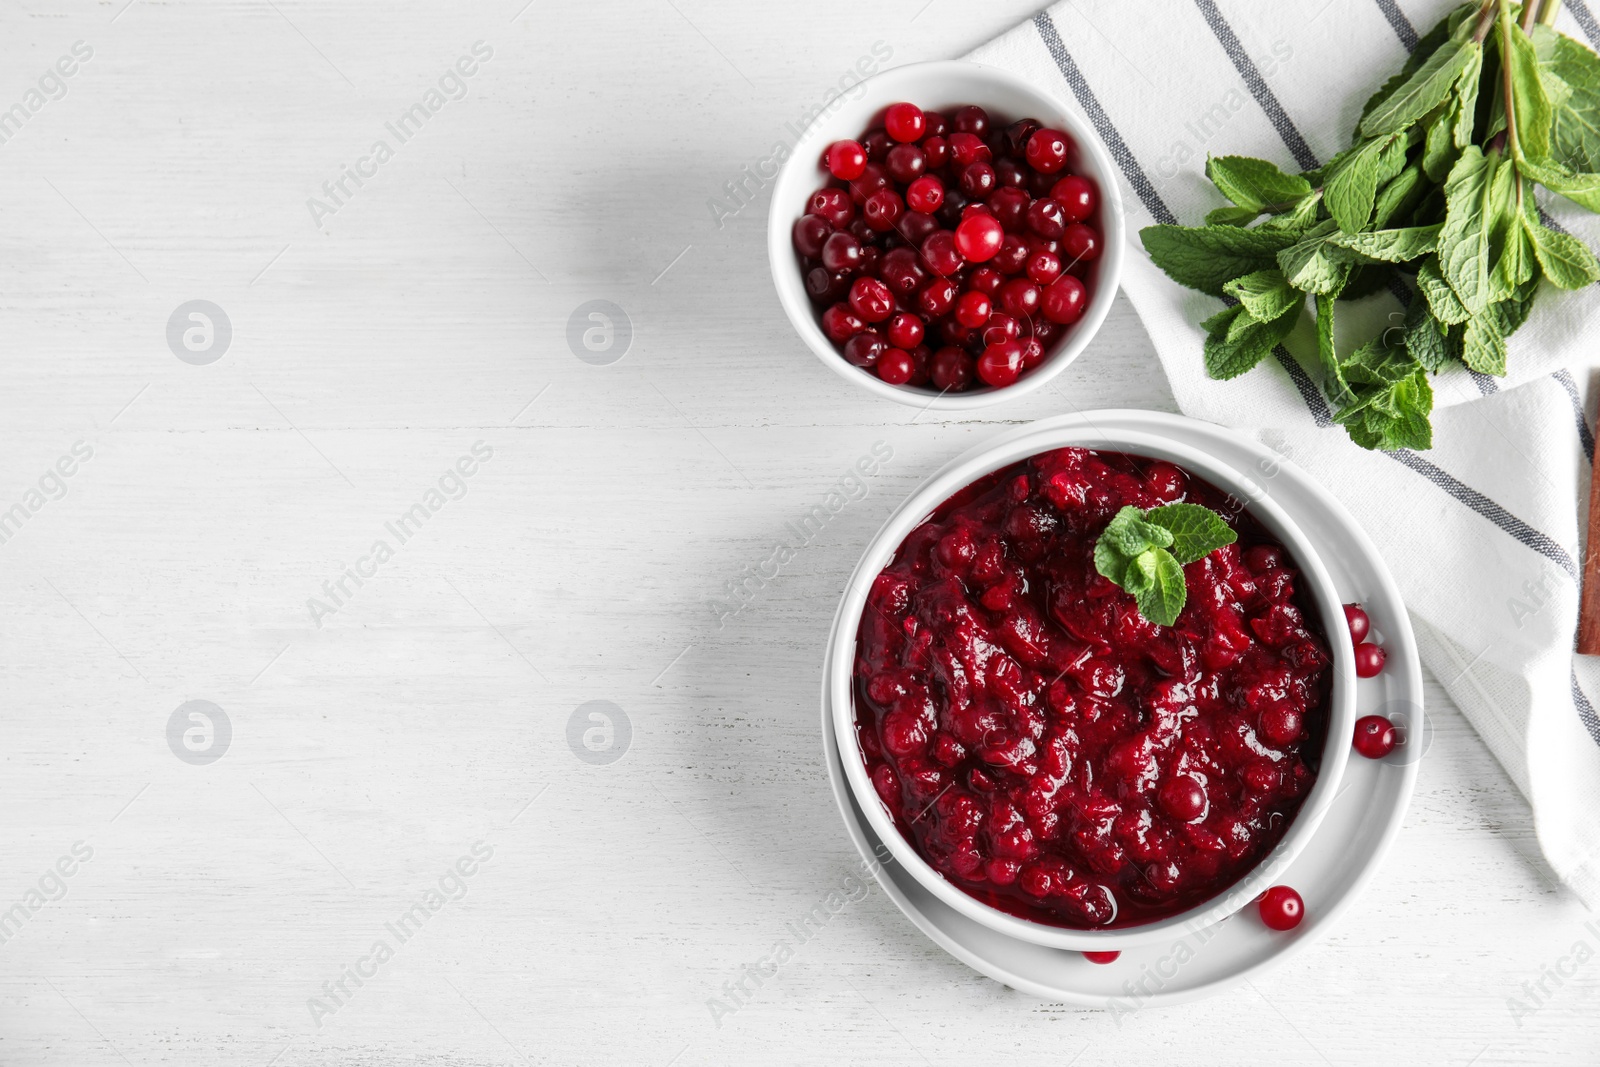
[[949, 132, 992, 167], [877, 347, 915, 385], [923, 111, 950, 138], [849, 163, 891, 205], [1051, 175, 1097, 222], [862, 188, 904, 232], [995, 157, 1028, 189], [1020, 338, 1045, 368], [921, 230, 965, 277], [921, 135, 949, 170], [999, 278, 1041, 318], [952, 105, 990, 136], [821, 231, 863, 272], [861, 127, 891, 163], [1041, 275, 1087, 324], [977, 340, 1025, 387], [908, 344, 932, 385], [1354, 643, 1386, 678], [849, 277, 895, 322], [930, 347, 975, 391], [1353, 715, 1397, 759], [793, 214, 831, 258], [959, 162, 997, 198], [981, 313, 1021, 346], [985, 187, 1031, 233], [808, 188, 853, 228], [1027, 198, 1067, 239], [826, 140, 867, 181], [886, 143, 926, 185], [954, 214, 1005, 262], [1343, 604, 1371, 644], [1002, 118, 1042, 157], [1027, 250, 1062, 285], [991, 234, 1030, 275], [954, 290, 992, 327], [821, 303, 864, 342], [886, 312, 925, 350], [1025, 128, 1072, 173], [919, 278, 958, 317], [843, 331, 885, 368], [1083, 950, 1120, 965], [935, 190, 970, 228], [879, 248, 925, 298], [1258, 886, 1305, 931], [906, 176, 945, 215], [805, 266, 850, 304], [1062, 223, 1101, 262], [899, 210, 940, 248], [885, 102, 926, 143], [969, 267, 1004, 296]]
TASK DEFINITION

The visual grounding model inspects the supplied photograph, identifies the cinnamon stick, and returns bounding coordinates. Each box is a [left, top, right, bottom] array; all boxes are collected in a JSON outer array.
[[1578, 393, 1600, 655]]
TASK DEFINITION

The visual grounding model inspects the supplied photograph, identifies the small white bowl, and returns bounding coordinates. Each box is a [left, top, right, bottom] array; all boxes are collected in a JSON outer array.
[[827, 423, 1357, 951], [767, 59, 1126, 410]]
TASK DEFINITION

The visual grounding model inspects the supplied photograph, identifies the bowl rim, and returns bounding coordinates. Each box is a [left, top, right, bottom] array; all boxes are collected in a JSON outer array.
[[826, 418, 1358, 950], [766, 58, 1127, 410]]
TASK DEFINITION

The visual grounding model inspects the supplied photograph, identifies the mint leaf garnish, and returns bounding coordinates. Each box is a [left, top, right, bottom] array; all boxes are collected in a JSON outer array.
[[1146, 503, 1239, 565], [1093, 502, 1238, 627]]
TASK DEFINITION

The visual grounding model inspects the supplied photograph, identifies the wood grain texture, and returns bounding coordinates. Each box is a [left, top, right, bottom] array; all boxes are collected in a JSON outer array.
[[0, 1, 1595, 1064]]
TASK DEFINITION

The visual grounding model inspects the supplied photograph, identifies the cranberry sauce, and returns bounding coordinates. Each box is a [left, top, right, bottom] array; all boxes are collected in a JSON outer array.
[[853, 448, 1332, 928]]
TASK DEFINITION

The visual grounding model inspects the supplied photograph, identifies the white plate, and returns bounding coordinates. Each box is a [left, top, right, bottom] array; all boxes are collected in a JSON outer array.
[[821, 410, 1421, 1006]]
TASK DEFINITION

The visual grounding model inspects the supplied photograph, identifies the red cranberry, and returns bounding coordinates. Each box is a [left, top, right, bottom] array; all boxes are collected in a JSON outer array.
[[992, 234, 1030, 275], [1027, 198, 1067, 239], [977, 340, 1025, 387], [886, 143, 926, 185], [999, 278, 1041, 318], [924, 111, 950, 138], [863, 189, 904, 232], [986, 186, 1031, 232], [899, 210, 940, 247], [1158, 775, 1208, 822], [826, 140, 867, 181], [1147, 462, 1185, 500], [849, 276, 894, 322], [1258, 886, 1304, 931], [1083, 950, 1120, 965], [1041, 275, 1087, 324], [959, 162, 997, 198], [955, 290, 992, 327], [919, 278, 958, 317], [949, 132, 991, 167], [1026, 250, 1062, 285], [1245, 545, 1283, 572], [1020, 338, 1044, 367], [952, 105, 990, 136], [935, 190, 970, 228], [877, 347, 915, 385], [885, 102, 926, 143], [805, 266, 849, 304], [969, 267, 1004, 296], [930, 347, 974, 391], [1062, 223, 1101, 262], [906, 175, 945, 215], [995, 157, 1028, 189], [858, 245, 881, 275], [879, 248, 925, 298], [1353, 715, 1397, 759], [821, 303, 864, 342], [821, 231, 863, 272], [808, 188, 853, 228], [861, 127, 891, 163], [908, 344, 932, 385], [1260, 705, 1303, 747], [846, 215, 875, 244], [1344, 604, 1371, 644], [843, 331, 886, 368], [1002, 118, 1042, 157], [1051, 174, 1097, 222], [793, 214, 831, 258], [954, 214, 1004, 262], [981, 313, 1020, 346], [849, 163, 890, 205], [921, 135, 949, 170], [1025, 128, 1072, 173], [887, 312, 925, 350], [1354, 643, 1387, 678]]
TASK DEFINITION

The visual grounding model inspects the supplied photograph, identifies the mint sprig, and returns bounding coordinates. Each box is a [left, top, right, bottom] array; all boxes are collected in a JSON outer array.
[[1138, 0, 1600, 453], [1093, 503, 1238, 627]]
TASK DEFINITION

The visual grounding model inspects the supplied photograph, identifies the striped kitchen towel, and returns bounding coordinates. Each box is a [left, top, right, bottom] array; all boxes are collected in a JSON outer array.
[[968, 0, 1600, 908]]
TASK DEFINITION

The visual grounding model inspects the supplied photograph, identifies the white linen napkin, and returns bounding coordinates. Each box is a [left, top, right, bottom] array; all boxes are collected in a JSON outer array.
[[967, 0, 1600, 907]]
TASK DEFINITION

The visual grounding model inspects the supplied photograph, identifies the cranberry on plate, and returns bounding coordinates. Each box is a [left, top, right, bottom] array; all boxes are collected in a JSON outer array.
[[855, 448, 1333, 929], [796, 103, 1103, 392], [1257, 885, 1305, 930]]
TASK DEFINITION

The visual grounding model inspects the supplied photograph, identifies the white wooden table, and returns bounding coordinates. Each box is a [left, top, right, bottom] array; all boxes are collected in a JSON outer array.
[[1, 1, 1595, 1063]]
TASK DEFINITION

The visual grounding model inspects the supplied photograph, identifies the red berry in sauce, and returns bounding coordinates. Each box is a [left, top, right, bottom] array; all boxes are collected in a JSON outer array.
[[885, 102, 926, 143], [826, 140, 867, 181], [1354, 642, 1386, 678], [1258, 886, 1305, 931], [1353, 715, 1397, 759], [1343, 603, 1370, 644]]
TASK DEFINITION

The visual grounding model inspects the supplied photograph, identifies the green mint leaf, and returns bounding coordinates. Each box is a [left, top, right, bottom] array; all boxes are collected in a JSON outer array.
[[1438, 147, 1508, 313], [1257, 192, 1323, 236], [1503, 8, 1554, 163], [1093, 537, 1133, 587], [1100, 504, 1174, 558], [1401, 291, 1461, 373], [1139, 224, 1299, 297], [1529, 216, 1600, 287], [1277, 220, 1354, 295], [1538, 26, 1600, 173], [1489, 196, 1537, 301], [1520, 155, 1600, 212], [1205, 204, 1263, 226], [1461, 310, 1507, 374], [1360, 31, 1479, 139], [1359, 10, 1457, 135], [1333, 340, 1434, 452], [1131, 549, 1188, 629], [1145, 503, 1239, 565], [1418, 254, 1470, 324], [1205, 155, 1312, 211], [1203, 298, 1302, 380], [1327, 223, 1443, 262], [1373, 160, 1428, 228], [1223, 269, 1301, 323], [1339, 264, 1401, 300], [1325, 135, 1390, 233], [1313, 293, 1353, 404]]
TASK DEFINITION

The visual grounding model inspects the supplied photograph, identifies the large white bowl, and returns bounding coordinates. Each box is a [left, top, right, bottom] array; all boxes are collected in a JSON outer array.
[[767, 59, 1126, 410], [827, 421, 1358, 951]]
